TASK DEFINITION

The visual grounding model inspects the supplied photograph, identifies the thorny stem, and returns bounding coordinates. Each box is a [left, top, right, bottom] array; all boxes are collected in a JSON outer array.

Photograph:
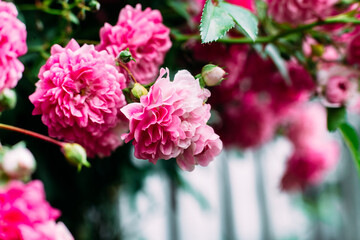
[[172, 16, 360, 44], [0, 123, 64, 148], [117, 61, 138, 84]]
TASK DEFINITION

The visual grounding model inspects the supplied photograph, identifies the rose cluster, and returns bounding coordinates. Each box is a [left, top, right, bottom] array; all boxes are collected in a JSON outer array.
[[0, 0, 27, 93], [0, 180, 73, 240]]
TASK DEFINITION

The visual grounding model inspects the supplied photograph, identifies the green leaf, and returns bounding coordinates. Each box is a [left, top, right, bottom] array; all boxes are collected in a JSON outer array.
[[218, 2, 258, 41], [167, 0, 191, 21], [200, 0, 235, 43], [327, 107, 346, 131], [68, 12, 79, 25], [339, 122, 360, 174], [264, 44, 290, 85]]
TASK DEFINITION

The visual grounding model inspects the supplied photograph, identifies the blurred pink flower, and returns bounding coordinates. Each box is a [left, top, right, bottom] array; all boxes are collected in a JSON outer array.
[[0, 0, 27, 92], [284, 103, 328, 147], [216, 93, 277, 149], [267, 0, 338, 25], [1, 145, 36, 179], [347, 33, 360, 67], [280, 141, 339, 191], [29, 39, 127, 157], [281, 103, 340, 191], [121, 68, 222, 171], [303, 37, 341, 62], [317, 64, 358, 106], [97, 4, 172, 85], [0, 180, 70, 240]]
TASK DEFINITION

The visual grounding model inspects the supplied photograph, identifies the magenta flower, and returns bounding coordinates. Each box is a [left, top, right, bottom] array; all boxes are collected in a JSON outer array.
[[284, 103, 328, 147], [121, 68, 222, 171], [0, 0, 27, 93], [317, 64, 358, 106], [29, 39, 127, 157], [97, 4, 172, 85], [280, 141, 339, 191], [216, 93, 277, 149], [0, 180, 70, 240], [281, 103, 340, 191], [266, 0, 338, 25]]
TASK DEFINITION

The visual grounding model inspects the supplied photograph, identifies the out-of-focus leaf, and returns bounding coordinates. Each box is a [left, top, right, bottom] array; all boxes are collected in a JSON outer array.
[[339, 122, 360, 174], [265, 44, 290, 85], [167, 0, 191, 21], [200, 0, 235, 43], [68, 12, 79, 25], [218, 1, 258, 41], [327, 107, 346, 131]]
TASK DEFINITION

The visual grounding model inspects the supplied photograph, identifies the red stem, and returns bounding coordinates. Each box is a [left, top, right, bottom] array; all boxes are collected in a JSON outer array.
[[0, 123, 64, 147]]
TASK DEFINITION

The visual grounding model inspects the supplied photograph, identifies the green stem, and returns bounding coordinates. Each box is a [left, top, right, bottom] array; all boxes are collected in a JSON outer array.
[[117, 61, 138, 84], [0, 123, 64, 147], [172, 17, 360, 44]]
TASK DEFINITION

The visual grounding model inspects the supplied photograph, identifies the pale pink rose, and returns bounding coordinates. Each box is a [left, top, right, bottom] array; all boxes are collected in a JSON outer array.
[[121, 68, 222, 171], [29, 39, 127, 157], [0, 180, 62, 239], [317, 64, 358, 106], [0, 0, 27, 92], [284, 103, 328, 147], [18, 221, 74, 240], [97, 4, 172, 85], [280, 141, 339, 191], [266, 0, 338, 25], [1, 145, 36, 179]]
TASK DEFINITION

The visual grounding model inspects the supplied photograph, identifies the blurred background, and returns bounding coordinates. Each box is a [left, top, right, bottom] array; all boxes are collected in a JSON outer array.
[[1, 0, 360, 239]]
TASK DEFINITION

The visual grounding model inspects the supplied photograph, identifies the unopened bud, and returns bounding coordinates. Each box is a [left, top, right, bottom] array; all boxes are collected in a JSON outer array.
[[88, 0, 100, 11], [201, 64, 226, 86], [1, 143, 36, 179], [311, 44, 325, 57], [118, 48, 136, 63], [131, 83, 148, 99], [0, 89, 17, 112], [62, 143, 90, 171]]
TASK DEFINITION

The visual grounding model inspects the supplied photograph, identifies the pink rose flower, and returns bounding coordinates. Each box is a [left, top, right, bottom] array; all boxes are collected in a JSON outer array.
[[29, 39, 127, 157], [284, 103, 328, 147], [0, 0, 27, 92], [280, 103, 340, 191], [121, 68, 222, 171], [1, 145, 36, 179], [97, 4, 172, 85], [0, 180, 72, 240], [280, 141, 339, 191], [216, 93, 277, 149], [266, 0, 338, 25], [317, 64, 358, 106]]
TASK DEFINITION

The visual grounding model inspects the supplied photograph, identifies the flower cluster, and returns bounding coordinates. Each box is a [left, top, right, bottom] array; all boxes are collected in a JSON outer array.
[[29, 39, 128, 157], [266, 0, 338, 25], [280, 103, 339, 191], [0, 0, 27, 93], [121, 68, 222, 171], [0, 180, 73, 240], [97, 4, 172, 85]]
